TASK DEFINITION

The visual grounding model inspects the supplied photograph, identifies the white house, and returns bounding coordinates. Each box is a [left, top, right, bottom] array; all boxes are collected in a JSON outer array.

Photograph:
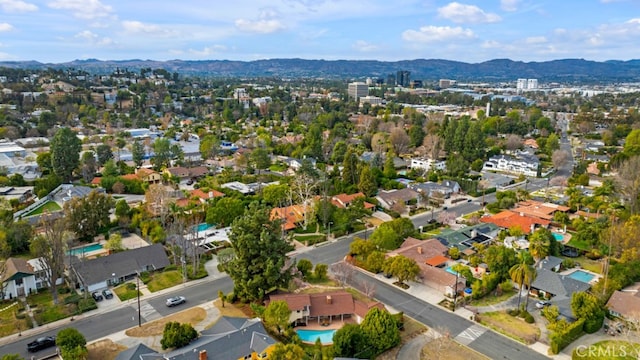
[[482, 154, 539, 177], [1, 258, 37, 300], [410, 158, 446, 172]]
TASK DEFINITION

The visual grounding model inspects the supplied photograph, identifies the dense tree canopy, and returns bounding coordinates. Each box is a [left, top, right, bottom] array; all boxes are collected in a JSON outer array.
[[50, 127, 82, 182]]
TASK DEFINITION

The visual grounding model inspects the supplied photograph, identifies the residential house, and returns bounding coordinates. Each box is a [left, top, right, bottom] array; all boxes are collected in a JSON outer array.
[[480, 210, 550, 234], [529, 268, 590, 320], [163, 166, 190, 182], [436, 223, 499, 253], [376, 188, 420, 211], [188, 166, 209, 179], [136, 168, 162, 185], [513, 200, 570, 221], [331, 192, 375, 211], [0, 186, 33, 203], [271, 204, 306, 231], [27, 257, 63, 290], [606, 290, 640, 322], [409, 180, 461, 199], [0, 258, 37, 300], [482, 153, 539, 177], [69, 243, 170, 293], [479, 171, 514, 189], [189, 189, 225, 204], [117, 317, 276, 360], [386, 238, 465, 296], [277, 155, 317, 172], [409, 158, 446, 173], [268, 291, 385, 326]]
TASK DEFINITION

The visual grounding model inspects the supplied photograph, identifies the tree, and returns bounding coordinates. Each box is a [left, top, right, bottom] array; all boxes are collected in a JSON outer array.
[[199, 134, 220, 160], [332, 323, 370, 358], [349, 238, 376, 261], [360, 308, 400, 355], [50, 127, 82, 182], [509, 256, 535, 310], [365, 251, 386, 274], [80, 151, 97, 183], [250, 147, 271, 174], [270, 343, 305, 360], [226, 202, 294, 301], [96, 143, 113, 166], [484, 245, 517, 281], [552, 150, 569, 171], [313, 263, 328, 281], [131, 140, 145, 168], [616, 155, 640, 214], [161, 322, 198, 350], [115, 199, 131, 226], [30, 216, 70, 305], [151, 138, 173, 170], [206, 197, 245, 227], [296, 259, 313, 279], [390, 127, 410, 155], [261, 183, 290, 207], [263, 300, 291, 334], [105, 233, 124, 252], [624, 129, 640, 155], [56, 327, 87, 360], [218, 290, 226, 307], [1, 354, 24, 360], [383, 151, 397, 178], [357, 164, 377, 197], [571, 292, 605, 333], [382, 255, 419, 285], [64, 190, 114, 240], [36, 152, 53, 175]]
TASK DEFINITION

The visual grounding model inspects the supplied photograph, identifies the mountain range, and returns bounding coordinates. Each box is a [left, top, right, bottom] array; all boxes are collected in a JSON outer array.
[[2, 58, 640, 82]]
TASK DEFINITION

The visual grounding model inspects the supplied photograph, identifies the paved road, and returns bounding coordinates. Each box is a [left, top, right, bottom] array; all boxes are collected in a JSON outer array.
[[348, 271, 550, 360], [4, 277, 234, 358]]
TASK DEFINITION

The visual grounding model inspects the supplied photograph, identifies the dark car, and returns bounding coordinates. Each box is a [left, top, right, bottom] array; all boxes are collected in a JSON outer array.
[[27, 336, 56, 352], [166, 296, 186, 307], [102, 289, 114, 299], [92, 292, 103, 302]]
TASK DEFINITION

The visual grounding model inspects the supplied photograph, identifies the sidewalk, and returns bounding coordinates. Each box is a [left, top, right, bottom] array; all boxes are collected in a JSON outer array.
[[0, 257, 224, 348]]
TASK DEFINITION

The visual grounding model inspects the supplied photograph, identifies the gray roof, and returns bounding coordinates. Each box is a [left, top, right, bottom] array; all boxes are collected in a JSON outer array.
[[537, 256, 563, 271], [165, 317, 276, 360], [115, 343, 162, 360], [71, 243, 170, 287], [530, 269, 590, 299]]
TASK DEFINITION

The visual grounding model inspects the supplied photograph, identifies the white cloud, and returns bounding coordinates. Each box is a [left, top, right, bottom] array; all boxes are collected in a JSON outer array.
[[48, 0, 112, 20], [438, 2, 501, 24], [235, 19, 285, 34], [481, 40, 501, 48], [188, 45, 227, 56], [0, 23, 14, 32], [74, 30, 113, 45], [121, 20, 177, 37], [500, 0, 519, 12], [525, 36, 547, 44], [0, 0, 38, 12], [352, 40, 378, 52], [402, 25, 475, 43]]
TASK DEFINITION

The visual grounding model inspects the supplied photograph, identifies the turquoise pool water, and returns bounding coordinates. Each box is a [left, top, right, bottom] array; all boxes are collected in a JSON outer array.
[[194, 223, 212, 232], [67, 243, 103, 256], [552, 232, 564, 241], [445, 266, 460, 276], [568, 270, 595, 283], [296, 329, 336, 344]]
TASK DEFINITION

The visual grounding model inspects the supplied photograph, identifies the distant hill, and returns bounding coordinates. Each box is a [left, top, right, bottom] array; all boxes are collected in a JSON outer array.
[[2, 58, 640, 82]]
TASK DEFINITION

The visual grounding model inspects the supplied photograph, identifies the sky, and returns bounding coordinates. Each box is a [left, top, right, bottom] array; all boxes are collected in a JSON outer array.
[[1, 0, 640, 63]]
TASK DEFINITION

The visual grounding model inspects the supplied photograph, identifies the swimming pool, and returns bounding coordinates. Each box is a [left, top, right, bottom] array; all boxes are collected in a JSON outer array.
[[296, 329, 336, 344], [568, 270, 595, 283], [445, 266, 460, 276], [552, 232, 564, 241], [67, 243, 103, 256], [194, 223, 213, 232]]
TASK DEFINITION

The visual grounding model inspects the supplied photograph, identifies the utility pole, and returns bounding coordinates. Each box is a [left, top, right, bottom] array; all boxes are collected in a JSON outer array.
[[137, 273, 141, 327]]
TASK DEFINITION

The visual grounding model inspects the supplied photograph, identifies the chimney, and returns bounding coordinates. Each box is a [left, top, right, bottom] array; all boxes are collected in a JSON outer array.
[[470, 230, 477, 238], [417, 247, 423, 254], [199, 350, 207, 360], [326, 295, 332, 304], [520, 212, 524, 217], [208, 191, 213, 199]]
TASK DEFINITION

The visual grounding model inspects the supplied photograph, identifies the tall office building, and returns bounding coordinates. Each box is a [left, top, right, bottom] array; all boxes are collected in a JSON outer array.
[[396, 70, 410, 87], [527, 79, 538, 90], [347, 82, 369, 101], [517, 78, 538, 92]]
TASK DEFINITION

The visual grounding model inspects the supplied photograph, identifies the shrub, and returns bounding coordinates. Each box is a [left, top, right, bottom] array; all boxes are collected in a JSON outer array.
[[57, 287, 71, 294], [161, 322, 198, 350], [507, 309, 519, 317], [139, 271, 152, 284], [164, 265, 177, 271], [78, 298, 98, 313], [64, 294, 81, 305], [549, 318, 584, 354], [126, 283, 137, 290], [524, 313, 535, 323]]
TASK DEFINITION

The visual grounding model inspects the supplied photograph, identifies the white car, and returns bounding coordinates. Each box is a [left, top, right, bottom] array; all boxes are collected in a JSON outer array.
[[536, 300, 551, 309], [166, 296, 186, 307]]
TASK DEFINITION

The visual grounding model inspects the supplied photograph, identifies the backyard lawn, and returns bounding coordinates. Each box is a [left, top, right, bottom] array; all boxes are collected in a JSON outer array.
[[477, 311, 540, 344], [24, 201, 61, 216], [563, 256, 603, 274], [566, 237, 592, 251], [146, 270, 183, 292]]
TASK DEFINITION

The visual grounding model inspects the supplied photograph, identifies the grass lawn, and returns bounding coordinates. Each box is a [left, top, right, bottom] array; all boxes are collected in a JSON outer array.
[[294, 234, 327, 246], [147, 270, 183, 292], [563, 256, 603, 274], [30, 291, 77, 325], [0, 302, 30, 337], [87, 339, 128, 360], [213, 298, 248, 318], [571, 340, 640, 360], [477, 311, 540, 344], [421, 337, 489, 360], [566, 237, 592, 251], [114, 284, 141, 301], [125, 307, 206, 337], [470, 290, 516, 307], [25, 201, 61, 216]]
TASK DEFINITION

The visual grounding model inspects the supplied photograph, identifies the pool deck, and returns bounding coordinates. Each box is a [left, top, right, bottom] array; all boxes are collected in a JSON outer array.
[[560, 268, 601, 285], [294, 318, 356, 331]]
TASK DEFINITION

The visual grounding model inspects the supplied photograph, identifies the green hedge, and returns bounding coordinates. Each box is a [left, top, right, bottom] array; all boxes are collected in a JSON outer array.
[[64, 294, 81, 305], [550, 318, 584, 354], [78, 298, 98, 313]]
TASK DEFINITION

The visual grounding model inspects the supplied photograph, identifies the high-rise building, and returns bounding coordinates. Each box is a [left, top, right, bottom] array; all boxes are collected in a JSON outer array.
[[516, 79, 528, 91], [439, 79, 455, 89], [527, 79, 538, 90], [348, 82, 369, 101], [396, 70, 410, 87], [386, 74, 396, 85], [517, 78, 538, 92]]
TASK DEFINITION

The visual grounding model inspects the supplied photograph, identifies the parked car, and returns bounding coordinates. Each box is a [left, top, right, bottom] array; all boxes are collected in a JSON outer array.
[[27, 336, 56, 352], [535, 300, 551, 309], [92, 292, 104, 302], [166, 296, 186, 307], [102, 289, 114, 299]]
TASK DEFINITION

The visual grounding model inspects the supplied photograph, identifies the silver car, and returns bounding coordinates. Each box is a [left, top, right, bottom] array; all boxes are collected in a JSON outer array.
[[166, 296, 186, 307]]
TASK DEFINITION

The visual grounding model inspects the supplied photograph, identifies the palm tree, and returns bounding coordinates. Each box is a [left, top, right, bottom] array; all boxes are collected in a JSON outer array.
[[509, 255, 536, 310]]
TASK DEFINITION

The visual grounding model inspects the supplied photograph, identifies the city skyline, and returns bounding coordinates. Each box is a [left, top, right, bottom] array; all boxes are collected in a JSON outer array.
[[1, 0, 639, 63]]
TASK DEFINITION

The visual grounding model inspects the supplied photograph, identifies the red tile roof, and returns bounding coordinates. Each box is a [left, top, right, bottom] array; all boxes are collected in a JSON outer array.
[[271, 205, 306, 231], [191, 189, 225, 200], [479, 210, 550, 234], [268, 291, 383, 318], [425, 255, 449, 267], [331, 192, 375, 210]]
